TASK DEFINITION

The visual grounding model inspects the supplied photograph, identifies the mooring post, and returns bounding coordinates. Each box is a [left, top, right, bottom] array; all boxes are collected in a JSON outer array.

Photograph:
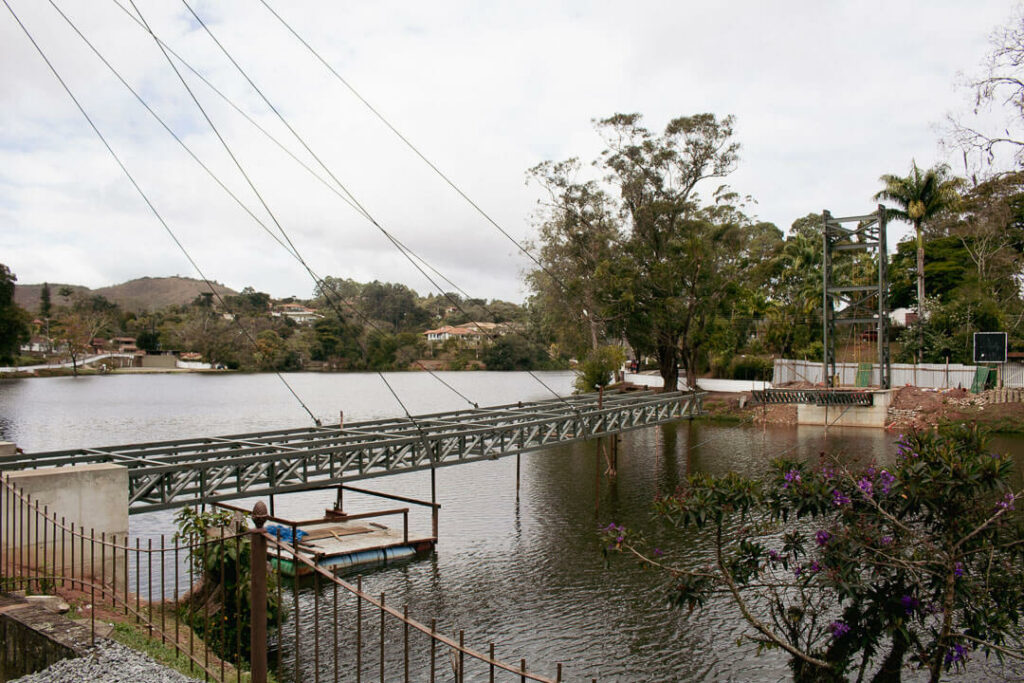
[[250, 501, 269, 683], [515, 454, 521, 500], [430, 466, 438, 540]]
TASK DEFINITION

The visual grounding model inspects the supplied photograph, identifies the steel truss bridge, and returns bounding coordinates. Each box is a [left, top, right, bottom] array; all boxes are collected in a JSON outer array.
[[750, 388, 874, 406], [1, 389, 703, 513]]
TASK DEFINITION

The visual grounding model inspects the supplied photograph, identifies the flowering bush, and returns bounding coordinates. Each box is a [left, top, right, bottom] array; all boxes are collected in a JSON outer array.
[[602, 423, 1023, 682]]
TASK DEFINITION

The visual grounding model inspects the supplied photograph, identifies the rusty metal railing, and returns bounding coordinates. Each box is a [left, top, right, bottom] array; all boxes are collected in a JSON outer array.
[[0, 474, 592, 682]]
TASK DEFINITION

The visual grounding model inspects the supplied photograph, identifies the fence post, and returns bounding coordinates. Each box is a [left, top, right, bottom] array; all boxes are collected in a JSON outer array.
[[250, 501, 269, 683]]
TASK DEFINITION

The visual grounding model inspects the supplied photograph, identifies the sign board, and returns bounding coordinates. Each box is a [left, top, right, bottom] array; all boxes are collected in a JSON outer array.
[[973, 332, 1007, 364]]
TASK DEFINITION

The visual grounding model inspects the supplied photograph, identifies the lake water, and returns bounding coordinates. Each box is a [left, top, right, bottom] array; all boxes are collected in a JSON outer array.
[[1, 372, 1021, 681]]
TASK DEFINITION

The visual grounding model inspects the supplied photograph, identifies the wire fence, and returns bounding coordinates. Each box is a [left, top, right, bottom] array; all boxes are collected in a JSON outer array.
[[772, 358, 1024, 389], [0, 473, 582, 682]]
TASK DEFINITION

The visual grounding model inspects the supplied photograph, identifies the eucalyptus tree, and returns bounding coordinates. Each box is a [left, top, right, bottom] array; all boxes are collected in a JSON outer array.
[[596, 113, 742, 390], [526, 157, 621, 357]]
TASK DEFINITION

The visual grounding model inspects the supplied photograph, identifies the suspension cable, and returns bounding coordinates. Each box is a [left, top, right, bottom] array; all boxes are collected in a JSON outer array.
[[3, 0, 322, 426], [125, 0, 477, 420]]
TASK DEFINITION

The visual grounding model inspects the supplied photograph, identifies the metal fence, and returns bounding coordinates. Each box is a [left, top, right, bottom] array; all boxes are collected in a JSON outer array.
[[0, 473, 582, 682], [772, 358, 1024, 389]]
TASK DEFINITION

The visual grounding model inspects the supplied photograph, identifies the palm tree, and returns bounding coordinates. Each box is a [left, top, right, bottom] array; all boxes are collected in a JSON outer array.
[[874, 162, 963, 324]]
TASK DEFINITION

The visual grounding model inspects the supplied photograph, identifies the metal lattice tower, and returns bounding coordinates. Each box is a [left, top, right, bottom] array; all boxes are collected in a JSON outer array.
[[822, 206, 890, 388]]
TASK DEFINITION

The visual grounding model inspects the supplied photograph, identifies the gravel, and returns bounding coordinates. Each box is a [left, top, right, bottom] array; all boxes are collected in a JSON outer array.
[[13, 639, 202, 683]]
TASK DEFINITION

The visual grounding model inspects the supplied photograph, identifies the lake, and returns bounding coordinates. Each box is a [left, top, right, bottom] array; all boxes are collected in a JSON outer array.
[[1, 372, 1021, 681]]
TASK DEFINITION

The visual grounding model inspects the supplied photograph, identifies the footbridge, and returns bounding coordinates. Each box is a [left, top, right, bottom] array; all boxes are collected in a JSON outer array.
[[0, 389, 703, 513]]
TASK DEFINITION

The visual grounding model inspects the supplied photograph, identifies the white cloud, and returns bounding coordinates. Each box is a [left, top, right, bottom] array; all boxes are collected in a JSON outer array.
[[1, 0, 1018, 300]]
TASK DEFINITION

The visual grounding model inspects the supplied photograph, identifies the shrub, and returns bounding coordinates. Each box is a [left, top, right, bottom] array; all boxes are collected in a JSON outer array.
[[603, 424, 1023, 682]]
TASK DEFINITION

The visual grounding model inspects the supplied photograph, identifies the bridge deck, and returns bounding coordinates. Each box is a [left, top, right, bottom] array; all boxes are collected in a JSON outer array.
[[750, 388, 874, 406], [0, 389, 702, 513]]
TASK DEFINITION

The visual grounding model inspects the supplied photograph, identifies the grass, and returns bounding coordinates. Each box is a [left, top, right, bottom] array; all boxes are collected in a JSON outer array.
[[109, 615, 278, 683]]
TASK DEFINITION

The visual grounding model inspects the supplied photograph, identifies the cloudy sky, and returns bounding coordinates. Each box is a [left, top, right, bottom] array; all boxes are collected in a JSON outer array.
[[1, 1, 1019, 303]]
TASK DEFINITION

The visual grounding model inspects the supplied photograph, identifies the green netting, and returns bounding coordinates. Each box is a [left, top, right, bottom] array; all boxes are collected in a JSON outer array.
[[855, 362, 872, 388], [970, 366, 992, 394]]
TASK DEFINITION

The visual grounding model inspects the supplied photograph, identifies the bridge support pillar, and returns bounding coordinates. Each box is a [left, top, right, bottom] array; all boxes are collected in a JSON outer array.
[[797, 390, 895, 428], [2, 463, 129, 581]]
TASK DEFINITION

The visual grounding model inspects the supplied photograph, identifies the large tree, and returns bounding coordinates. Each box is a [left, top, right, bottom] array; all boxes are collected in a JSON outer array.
[[599, 113, 742, 390], [0, 264, 31, 364], [874, 162, 963, 332], [526, 157, 620, 356], [526, 113, 749, 390]]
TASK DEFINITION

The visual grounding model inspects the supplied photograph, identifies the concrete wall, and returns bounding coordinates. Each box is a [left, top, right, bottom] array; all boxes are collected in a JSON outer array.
[[2, 464, 128, 579], [0, 594, 92, 682], [797, 390, 895, 428], [140, 354, 178, 369]]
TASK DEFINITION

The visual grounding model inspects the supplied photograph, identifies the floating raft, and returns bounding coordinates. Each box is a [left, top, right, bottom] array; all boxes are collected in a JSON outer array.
[[268, 518, 435, 577]]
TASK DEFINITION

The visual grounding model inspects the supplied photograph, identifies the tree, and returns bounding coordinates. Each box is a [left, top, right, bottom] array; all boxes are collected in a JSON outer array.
[[54, 294, 118, 375], [39, 282, 52, 319], [481, 334, 550, 371], [597, 113, 741, 391], [949, 7, 1024, 169], [604, 424, 1023, 682], [874, 162, 964, 357], [573, 345, 625, 393], [0, 264, 31, 364], [359, 281, 429, 332], [526, 158, 621, 356]]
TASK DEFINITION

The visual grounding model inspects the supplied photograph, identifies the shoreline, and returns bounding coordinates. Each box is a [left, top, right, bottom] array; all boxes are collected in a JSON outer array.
[[699, 387, 1024, 435]]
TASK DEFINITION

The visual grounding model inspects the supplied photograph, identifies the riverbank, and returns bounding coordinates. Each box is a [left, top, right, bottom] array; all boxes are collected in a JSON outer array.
[[698, 386, 1024, 434]]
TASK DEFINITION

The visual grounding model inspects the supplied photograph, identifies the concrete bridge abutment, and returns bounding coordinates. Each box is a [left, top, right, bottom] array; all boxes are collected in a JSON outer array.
[[796, 389, 895, 428], [2, 457, 129, 584]]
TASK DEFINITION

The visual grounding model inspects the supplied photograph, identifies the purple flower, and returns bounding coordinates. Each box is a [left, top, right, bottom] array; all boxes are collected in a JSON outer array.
[[615, 535, 624, 543], [783, 469, 801, 489], [944, 643, 968, 665], [954, 562, 964, 578], [832, 490, 851, 507], [768, 549, 780, 562], [829, 621, 850, 638], [996, 493, 1016, 511], [794, 566, 803, 577], [809, 561, 822, 573], [901, 595, 920, 615], [858, 478, 873, 496], [880, 535, 893, 546], [821, 465, 836, 480], [877, 470, 896, 495], [653, 548, 664, 557], [815, 530, 831, 547]]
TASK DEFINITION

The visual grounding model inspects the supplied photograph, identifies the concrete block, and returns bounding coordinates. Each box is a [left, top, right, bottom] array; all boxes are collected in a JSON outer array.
[[797, 390, 895, 428], [0, 442, 16, 457], [2, 463, 128, 582]]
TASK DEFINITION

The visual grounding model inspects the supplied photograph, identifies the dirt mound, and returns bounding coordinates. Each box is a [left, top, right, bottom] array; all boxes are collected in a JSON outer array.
[[890, 386, 944, 413]]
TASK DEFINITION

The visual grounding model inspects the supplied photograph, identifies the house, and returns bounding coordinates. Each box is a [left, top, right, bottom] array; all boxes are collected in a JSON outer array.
[[272, 303, 322, 325], [424, 325, 486, 347], [111, 336, 138, 353], [889, 308, 918, 327], [424, 322, 510, 347], [20, 336, 50, 353]]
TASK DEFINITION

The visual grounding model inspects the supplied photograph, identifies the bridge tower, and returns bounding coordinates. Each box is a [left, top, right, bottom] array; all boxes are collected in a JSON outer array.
[[821, 206, 891, 389]]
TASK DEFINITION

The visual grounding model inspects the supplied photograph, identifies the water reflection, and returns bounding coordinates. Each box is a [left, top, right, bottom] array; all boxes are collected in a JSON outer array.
[[1, 373, 1021, 680]]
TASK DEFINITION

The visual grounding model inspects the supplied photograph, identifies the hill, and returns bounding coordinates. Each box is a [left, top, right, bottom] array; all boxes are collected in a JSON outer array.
[[15, 276, 238, 313]]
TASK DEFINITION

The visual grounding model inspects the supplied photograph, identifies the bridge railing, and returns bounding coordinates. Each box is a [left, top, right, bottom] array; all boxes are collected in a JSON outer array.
[[0, 389, 704, 513], [0, 474, 586, 682]]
